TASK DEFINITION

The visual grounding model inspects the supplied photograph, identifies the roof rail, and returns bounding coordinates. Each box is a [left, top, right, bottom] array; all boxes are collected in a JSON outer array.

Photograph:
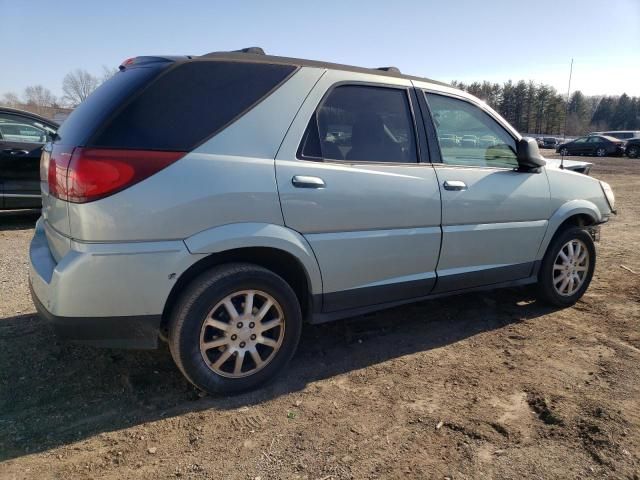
[[233, 47, 265, 55], [203, 46, 265, 57], [376, 66, 401, 73]]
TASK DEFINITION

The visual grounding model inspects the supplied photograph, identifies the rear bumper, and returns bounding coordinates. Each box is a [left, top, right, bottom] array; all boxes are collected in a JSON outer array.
[[30, 281, 161, 349], [28, 218, 201, 349]]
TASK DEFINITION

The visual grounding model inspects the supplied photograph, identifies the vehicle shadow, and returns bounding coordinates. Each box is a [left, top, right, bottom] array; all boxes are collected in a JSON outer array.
[[0, 288, 556, 461], [0, 209, 40, 231]]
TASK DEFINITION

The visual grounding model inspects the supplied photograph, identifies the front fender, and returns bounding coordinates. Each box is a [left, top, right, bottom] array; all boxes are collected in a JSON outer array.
[[184, 223, 323, 295], [535, 200, 604, 260]]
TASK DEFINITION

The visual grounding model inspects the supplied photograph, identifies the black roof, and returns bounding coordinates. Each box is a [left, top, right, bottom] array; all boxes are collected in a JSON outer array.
[[199, 48, 448, 87], [0, 106, 59, 127]]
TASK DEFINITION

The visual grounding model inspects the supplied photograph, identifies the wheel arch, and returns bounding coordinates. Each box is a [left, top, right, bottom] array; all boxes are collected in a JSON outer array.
[[161, 223, 323, 334], [536, 201, 601, 261]]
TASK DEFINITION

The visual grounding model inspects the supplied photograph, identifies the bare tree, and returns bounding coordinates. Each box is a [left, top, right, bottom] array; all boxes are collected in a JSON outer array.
[[0, 92, 21, 107], [23, 85, 57, 107], [101, 65, 119, 83], [62, 69, 99, 106]]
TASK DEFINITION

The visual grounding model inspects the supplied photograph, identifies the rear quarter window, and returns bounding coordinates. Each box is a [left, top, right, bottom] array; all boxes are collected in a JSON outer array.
[[90, 61, 296, 151], [56, 66, 163, 146]]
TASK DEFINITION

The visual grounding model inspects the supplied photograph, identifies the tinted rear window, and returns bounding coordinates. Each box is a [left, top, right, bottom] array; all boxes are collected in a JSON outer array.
[[56, 66, 164, 146], [90, 61, 296, 151]]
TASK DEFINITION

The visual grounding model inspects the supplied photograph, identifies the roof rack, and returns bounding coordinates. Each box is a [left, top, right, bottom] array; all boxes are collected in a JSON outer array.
[[196, 50, 447, 86], [204, 46, 265, 56], [376, 66, 401, 73]]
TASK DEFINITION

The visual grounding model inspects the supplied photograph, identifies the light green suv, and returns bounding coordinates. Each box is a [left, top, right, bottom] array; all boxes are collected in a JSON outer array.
[[29, 48, 616, 394]]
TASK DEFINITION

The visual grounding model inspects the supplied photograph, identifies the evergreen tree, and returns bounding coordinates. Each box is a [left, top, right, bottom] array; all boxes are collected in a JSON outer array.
[[450, 79, 638, 134]]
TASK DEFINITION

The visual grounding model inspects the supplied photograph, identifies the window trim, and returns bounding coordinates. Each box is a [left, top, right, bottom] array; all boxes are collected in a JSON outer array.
[[421, 90, 521, 171], [296, 80, 425, 166]]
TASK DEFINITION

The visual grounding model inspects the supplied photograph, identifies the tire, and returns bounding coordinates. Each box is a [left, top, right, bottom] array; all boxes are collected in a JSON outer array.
[[627, 145, 639, 159], [596, 147, 606, 157], [169, 263, 302, 395], [560, 147, 569, 156], [537, 227, 596, 307]]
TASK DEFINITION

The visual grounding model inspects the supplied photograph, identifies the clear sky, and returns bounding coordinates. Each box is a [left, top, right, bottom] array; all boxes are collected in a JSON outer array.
[[1, 0, 639, 98]]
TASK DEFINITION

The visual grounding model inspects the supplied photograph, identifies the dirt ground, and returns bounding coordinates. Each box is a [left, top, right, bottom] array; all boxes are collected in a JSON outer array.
[[1, 154, 638, 479]]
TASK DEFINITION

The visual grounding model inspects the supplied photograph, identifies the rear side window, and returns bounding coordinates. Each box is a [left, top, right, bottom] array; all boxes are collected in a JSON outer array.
[[299, 85, 417, 163], [57, 66, 162, 146], [90, 61, 296, 151], [0, 112, 55, 144]]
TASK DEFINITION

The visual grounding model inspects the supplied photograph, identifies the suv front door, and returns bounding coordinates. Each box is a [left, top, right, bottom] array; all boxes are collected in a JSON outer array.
[[419, 91, 552, 292], [276, 71, 442, 313]]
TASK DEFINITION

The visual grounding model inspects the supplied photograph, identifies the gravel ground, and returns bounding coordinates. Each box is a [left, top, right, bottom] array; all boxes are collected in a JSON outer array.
[[0, 155, 638, 479]]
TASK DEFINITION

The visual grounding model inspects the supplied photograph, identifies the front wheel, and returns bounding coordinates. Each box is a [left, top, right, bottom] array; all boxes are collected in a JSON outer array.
[[627, 145, 639, 159], [169, 263, 302, 394], [537, 227, 596, 307], [560, 147, 569, 156]]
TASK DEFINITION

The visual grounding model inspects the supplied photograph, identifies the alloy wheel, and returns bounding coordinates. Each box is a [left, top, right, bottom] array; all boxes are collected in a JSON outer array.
[[627, 146, 639, 159], [596, 148, 606, 157], [199, 290, 285, 378], [560, 148, 569, 156], [552, 239, 590, 296]]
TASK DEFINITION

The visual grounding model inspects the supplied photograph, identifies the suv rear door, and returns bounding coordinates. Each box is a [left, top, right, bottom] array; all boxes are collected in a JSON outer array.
[[0, 111, 54, 209], [276, 70, 442, 312], [417, 89, 552, 292]]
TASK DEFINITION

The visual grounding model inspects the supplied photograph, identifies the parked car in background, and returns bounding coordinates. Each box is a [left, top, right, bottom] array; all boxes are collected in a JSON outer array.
[[29, 48, 615, 395], [541, 137, 559, 149], [460, 134, 478, 147], [438, 133, 458, 147], [478, 135, 497, 147], [588, 130, 640, 141], [557, 135, 625, 157], [624, 137, 640, 158], [0, 107, 58, 210]]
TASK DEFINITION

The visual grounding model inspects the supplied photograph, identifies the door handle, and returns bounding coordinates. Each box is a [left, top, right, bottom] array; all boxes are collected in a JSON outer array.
[[3, 149, 29, 156], [292, 175, 326, 189], [443, 180, 467, 191]]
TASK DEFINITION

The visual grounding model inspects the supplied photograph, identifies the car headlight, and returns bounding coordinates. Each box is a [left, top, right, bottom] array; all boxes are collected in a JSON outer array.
[[600, 181, 615, 212]]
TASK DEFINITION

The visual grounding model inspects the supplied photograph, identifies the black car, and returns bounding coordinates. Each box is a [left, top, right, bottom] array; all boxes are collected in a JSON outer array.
[[556, 135, 625, 157], [0, 107, 58, 209], [541, 137, 559, 148], [625, 137, 640, 159]]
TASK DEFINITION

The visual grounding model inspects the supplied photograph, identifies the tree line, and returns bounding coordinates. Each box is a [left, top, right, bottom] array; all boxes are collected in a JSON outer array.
[[1, 66, 118, 116], [451, 80, 639, 136], [2, 70, 638, 136]]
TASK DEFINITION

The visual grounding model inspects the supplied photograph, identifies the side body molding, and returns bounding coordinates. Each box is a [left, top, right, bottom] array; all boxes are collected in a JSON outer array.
[[535, 199, 604, 260], [184, 223, 323, 295]]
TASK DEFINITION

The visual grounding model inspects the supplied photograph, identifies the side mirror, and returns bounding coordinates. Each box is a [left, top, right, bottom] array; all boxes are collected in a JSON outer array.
[[517, 137, 546, 171]]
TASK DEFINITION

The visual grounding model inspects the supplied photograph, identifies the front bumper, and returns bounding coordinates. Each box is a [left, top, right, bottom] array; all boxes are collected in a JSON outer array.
[[29, 218, 200, 349]]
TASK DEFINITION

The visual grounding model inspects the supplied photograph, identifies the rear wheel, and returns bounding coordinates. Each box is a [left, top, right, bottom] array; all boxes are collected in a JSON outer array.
[[596, 147, 607, 157], [537, 227, 595, 307], [169, 263, 302, 394], [627, 145, 639, 159]]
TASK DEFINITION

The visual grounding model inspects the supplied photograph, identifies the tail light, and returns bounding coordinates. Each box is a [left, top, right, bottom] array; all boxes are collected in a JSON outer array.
[[47, 145, 184, 203]]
